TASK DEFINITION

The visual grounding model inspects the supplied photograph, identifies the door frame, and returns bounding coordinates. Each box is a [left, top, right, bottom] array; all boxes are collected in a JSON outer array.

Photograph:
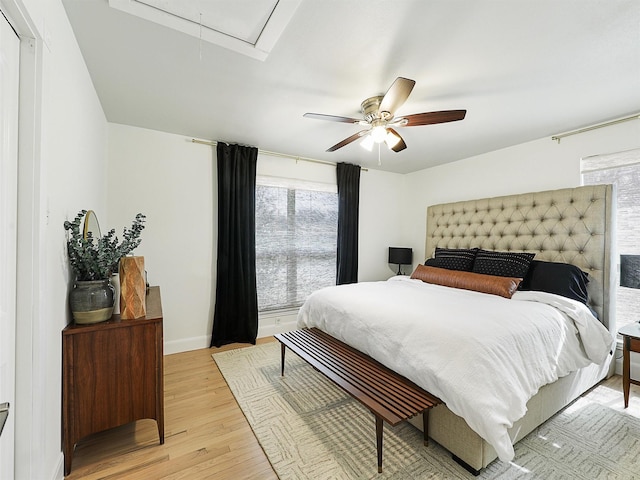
[[0, 1, 43, 478], [0, 8, 20, 479]]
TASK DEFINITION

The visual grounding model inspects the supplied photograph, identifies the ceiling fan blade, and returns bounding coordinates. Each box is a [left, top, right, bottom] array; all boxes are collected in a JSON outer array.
[[303, 113, 363, 124], [386, 128, 407, 152], [326, 130, 369, 152], [401, 110, 467, 126], [379, 77, 416, 116]]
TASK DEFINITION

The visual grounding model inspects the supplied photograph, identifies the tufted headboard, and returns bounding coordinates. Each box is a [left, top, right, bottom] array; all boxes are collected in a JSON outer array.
[[425, 185, 616, 333]]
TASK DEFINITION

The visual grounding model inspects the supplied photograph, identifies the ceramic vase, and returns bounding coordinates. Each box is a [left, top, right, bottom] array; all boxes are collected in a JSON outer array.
[[69, 279, 115, 324]]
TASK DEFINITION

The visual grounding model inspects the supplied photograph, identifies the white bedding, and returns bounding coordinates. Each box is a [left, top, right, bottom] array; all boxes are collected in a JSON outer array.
[[296, 276, 614, 462]]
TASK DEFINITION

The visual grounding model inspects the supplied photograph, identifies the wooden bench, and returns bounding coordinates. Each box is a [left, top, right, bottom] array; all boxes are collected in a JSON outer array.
[[275, 328, 442, 473]]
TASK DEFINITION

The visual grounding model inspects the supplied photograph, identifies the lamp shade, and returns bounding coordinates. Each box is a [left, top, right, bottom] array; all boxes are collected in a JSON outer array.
[[388, 247, 412, 265], [620, 255, 640, 289]]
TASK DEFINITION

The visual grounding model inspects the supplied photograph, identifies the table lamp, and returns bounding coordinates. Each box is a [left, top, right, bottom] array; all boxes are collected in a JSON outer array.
[[388, 247, 412, 275]]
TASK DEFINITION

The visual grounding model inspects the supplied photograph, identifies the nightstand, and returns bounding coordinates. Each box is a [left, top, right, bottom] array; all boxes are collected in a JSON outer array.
[[619, 322, 640, 408]]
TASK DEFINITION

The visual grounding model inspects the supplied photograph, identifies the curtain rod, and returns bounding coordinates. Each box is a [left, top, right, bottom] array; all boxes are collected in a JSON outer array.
[[191, 138, 368, 172], [551, 113, 640, 143]]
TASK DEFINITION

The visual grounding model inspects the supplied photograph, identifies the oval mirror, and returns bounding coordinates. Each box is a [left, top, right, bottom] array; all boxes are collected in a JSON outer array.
[[83, 210, 102, 240]]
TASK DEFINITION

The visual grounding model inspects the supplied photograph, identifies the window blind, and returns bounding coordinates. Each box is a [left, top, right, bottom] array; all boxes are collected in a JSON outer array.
[[255, 176, 338, 311]]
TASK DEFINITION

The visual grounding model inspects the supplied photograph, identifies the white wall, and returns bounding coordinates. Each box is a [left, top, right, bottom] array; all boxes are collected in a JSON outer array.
[[359, 167, 407, 280], [7, 0, 108, 479], [107, 124, 405, 351], [107, 125, 215, 354], [402, 120, 640, 266]]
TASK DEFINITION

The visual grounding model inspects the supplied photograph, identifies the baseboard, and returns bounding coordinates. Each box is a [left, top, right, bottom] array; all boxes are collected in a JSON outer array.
[[164, 335, 210, 355], [51, 452, 64, 480], [257, 319, 297, 338], [615, 342, 623, 375], [163, 320, 297, 355]]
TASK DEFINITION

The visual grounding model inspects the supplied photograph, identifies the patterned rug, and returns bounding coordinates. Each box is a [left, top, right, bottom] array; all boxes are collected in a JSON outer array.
[[213, 342, 640, 479]]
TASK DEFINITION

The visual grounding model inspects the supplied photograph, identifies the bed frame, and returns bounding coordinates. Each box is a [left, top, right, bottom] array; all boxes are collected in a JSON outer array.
[[407, 184, 616, 473]]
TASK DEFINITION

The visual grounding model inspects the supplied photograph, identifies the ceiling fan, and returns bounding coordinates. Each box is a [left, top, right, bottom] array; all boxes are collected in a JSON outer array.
[[304, 77, 466, 153]]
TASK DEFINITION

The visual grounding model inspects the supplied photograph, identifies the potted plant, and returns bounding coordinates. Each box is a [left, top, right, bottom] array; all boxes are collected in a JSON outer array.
[[64, 210, 146, 324]]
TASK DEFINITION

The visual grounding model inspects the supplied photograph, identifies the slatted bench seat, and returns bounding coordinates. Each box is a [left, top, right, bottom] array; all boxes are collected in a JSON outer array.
[[275, 328, 442, 473]]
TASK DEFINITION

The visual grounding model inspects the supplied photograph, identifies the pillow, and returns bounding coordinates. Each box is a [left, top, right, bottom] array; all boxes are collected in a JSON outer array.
[[519, 260, 590, 304], [429, 247, 478, 271], [411, 264, 522, 298], [472, 249, 535, 278], [425, 257, 439, 267]]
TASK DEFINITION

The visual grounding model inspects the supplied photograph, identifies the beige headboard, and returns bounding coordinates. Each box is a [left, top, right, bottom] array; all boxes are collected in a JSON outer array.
[[425, 185, 616, 332]]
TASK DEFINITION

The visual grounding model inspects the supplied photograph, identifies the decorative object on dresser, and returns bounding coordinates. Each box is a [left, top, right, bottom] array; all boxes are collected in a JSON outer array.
[[63, 210, 146, 323], [62, 286, 164, 476], [388, 246, 412, 275], [68, 279, 115, 324], [119, 255, 147, 319]]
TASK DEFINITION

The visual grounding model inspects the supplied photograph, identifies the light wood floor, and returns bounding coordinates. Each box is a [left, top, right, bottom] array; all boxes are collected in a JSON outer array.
[[65, 340, 640, 479], [65, 337, 279, 480]]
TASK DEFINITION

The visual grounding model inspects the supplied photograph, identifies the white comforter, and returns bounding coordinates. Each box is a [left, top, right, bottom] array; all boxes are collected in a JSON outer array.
[[296, 276, 614, 462]]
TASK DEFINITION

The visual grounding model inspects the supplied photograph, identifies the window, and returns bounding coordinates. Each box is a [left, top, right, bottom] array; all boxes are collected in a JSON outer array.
[[255, 176, 338, 311], [582, 148, 640, 330]]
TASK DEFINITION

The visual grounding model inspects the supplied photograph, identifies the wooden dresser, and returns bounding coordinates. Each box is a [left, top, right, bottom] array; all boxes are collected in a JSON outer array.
[[62, 286, 164, 475]]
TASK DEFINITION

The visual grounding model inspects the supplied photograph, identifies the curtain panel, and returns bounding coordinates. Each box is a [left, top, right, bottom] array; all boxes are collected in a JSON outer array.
[[211, 143, 258, 347], [336, 162, 361, 285]]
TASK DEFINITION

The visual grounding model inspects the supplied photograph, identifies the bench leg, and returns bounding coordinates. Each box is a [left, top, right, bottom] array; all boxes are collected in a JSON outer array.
[[375, 416, 383, 473], [423, 411, 429, 446], [280, 343, 286, 376]]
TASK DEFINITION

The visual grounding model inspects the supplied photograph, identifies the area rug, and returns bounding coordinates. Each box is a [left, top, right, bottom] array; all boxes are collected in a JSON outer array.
[[213, 342, 640, 479]]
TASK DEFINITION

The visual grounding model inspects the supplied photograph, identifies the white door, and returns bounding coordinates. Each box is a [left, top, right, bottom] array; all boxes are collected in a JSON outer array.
[[0, 8, 20, 479]]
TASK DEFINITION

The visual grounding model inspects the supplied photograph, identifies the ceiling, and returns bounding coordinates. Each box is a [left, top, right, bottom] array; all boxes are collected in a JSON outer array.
[[62, 0, 640, 174]]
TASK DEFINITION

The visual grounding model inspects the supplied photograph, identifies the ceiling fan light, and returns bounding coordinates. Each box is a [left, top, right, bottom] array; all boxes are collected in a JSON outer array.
[[385, 131, 401, 149], [371, 125, 387, 143], [360, 134, 374, 151]]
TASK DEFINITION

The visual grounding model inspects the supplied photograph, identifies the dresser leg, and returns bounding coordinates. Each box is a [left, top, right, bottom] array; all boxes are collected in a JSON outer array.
[[157, 419, 165, 445], [63, 443, 73, 476]]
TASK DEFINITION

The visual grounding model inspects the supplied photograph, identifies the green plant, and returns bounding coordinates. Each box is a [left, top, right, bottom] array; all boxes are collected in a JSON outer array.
[[64, 210, 146, 281]]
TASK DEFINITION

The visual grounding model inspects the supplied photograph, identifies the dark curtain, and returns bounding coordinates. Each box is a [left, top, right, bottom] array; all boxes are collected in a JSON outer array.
[[211, 143, 258, 347], [336, 162, 361, 285]]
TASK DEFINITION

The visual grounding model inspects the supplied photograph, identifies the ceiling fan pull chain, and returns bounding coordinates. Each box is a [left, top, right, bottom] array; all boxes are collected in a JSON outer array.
[[378, 143, 381, 166]]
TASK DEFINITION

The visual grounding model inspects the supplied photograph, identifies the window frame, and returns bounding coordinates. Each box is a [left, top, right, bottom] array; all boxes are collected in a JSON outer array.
[[581, 148, 640, 334]]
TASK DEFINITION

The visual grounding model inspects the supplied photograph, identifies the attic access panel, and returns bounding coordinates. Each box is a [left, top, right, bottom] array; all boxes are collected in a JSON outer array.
[[109, 0, 301, 61]]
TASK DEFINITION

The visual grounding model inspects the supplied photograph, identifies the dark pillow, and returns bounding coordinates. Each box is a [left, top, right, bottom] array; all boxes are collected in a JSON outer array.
[[429, 247, 478, 271], [425, 257, 470, 270], [411, 264, 522, 298], [425, 258, 445, 268], [472, 249, 535, 278], [519, 260, 590, 304]]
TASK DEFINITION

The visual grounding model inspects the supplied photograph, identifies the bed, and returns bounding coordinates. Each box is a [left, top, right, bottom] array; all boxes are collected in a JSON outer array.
[[297, 184, 616, 473]]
